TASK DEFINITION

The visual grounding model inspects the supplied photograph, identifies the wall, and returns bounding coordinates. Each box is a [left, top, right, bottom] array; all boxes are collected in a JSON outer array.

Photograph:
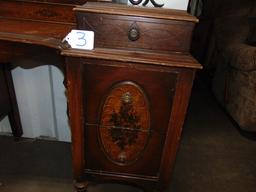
[[0, 0, 190, 142], [0, 59, 70, 142]]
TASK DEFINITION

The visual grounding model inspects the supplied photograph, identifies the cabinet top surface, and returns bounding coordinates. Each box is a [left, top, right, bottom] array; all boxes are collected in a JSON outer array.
[[74, 2, 198, 23], [61, 48, 202, 69]]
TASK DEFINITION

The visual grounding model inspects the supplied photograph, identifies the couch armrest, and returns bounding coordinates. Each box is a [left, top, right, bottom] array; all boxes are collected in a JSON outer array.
[[225, 43, 256, 71]]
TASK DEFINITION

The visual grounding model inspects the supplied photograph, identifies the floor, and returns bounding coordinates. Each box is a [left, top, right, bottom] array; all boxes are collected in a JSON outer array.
[[0, 84, 256, 192]]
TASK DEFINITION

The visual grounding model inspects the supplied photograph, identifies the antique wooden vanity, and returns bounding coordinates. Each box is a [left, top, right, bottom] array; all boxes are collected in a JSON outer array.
[[62, 2, 201, 191], [0, 1, 201, 191]]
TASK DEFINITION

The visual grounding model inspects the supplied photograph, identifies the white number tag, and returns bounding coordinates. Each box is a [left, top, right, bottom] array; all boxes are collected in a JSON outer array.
[[63, 30, 94, 50]]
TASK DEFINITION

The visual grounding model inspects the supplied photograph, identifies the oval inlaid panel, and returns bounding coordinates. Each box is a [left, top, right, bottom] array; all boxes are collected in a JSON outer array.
[[99, 81, 150, 166]]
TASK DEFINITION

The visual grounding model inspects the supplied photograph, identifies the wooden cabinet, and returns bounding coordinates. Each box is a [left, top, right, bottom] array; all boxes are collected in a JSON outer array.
[[83, 62, 176, 172], [62, 2, 201, 192], [76, 10, 195, 53]]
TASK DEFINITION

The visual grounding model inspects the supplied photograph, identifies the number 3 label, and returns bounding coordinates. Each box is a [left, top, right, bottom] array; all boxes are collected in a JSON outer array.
[[64, 30, 94, 50]]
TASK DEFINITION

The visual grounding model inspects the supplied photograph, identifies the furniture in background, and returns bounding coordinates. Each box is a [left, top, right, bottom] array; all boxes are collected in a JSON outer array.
[[62, 2, 201, 192], [0, 64, 22, 138], [192, 0, 256, 132]]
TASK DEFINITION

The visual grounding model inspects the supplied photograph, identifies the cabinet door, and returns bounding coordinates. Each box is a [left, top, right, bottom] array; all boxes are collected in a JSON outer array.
[[82, 59, 178, 177]]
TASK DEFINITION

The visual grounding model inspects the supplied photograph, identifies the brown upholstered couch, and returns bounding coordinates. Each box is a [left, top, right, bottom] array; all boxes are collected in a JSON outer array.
[[195, 0, 256, 132]]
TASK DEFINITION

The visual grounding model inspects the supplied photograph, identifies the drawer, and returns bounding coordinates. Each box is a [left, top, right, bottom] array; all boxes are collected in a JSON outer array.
[[81, 59, 178, 176], [0, 1, 78, 23], [75, 3, 197, 53]]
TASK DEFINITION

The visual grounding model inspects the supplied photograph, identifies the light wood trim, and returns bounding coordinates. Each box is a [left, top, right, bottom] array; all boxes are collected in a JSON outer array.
[[74, 2, 199, 23], [61, 48, 202, 69]]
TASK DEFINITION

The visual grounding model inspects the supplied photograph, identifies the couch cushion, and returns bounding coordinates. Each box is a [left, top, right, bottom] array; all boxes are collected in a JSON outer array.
[[226, 69, 256, 131], [212, 56, 256, 132], [212, 16, 256, 71], [224, 43, 256, 71]]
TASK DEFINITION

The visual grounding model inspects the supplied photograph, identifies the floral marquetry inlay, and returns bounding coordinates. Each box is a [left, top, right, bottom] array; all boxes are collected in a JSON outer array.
[[99, 81, 151, 165]]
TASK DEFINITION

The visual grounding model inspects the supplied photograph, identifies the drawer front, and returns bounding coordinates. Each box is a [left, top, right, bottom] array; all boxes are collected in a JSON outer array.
[[82, 59, 178, 177], [76, 12, 195, 53]]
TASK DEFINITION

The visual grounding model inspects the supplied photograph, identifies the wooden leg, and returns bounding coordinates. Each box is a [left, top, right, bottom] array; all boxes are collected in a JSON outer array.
[[74, 180, 89, 192], [3, 64, 23, 138]]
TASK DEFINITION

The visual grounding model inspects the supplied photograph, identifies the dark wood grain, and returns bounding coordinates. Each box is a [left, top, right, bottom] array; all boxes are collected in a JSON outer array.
[[0, 0, 87, 50], [82, 59, 177, 175], [62, 3, 201, 191], [61, 48, 202, 69], [76, 12, 195, 53], [64, 55, 199, 191], [8, 0, 87, 4], [74, 2, 198, 22], [65, 58, 85, 181], [0, 1, 202, 191], [0, 18, 75, 41], [3, 64, 23, 138], [0, 1, 77, 23], [158, 69, 195, 190], [75, 2, 198, 54]]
